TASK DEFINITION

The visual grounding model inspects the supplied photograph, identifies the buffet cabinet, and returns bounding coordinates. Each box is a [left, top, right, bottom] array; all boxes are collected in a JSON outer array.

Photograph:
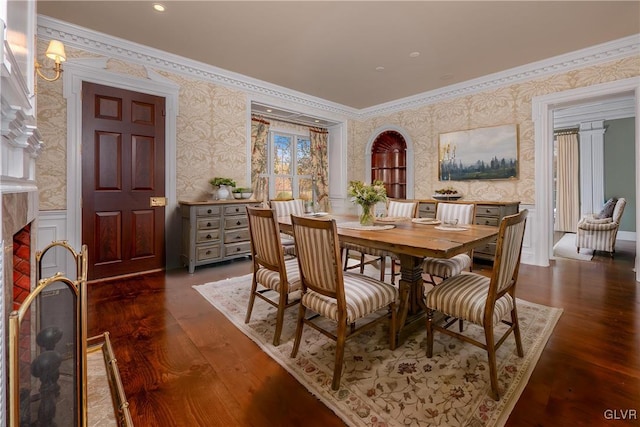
[[418, 200, 520, 262], [179, 200, 261, 273]]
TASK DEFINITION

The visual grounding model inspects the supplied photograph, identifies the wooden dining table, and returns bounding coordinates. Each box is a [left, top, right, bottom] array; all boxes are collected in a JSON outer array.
[[278, 214, 500, 340]]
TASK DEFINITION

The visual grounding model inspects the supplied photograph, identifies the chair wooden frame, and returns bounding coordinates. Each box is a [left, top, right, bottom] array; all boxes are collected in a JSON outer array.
[[290, 215, 397, 390], [422, 202, 476, 286], [245, 206, 300, 346], [425, 210, 528, 400]]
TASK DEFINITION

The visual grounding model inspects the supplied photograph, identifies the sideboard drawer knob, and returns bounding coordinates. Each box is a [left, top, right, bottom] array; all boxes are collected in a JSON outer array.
[[206, 234, 212, 239], [205, 250, 211, 255], [207, 209, 212, 214]]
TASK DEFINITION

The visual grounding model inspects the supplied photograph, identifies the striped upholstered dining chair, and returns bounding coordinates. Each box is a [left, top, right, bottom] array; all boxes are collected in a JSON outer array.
[[245, 206, 301, 346], [290, 215, 398, 390], [386, 198, 419, 218], [424, 209, 528, 401], [270, 199, 305, 256], [421, 202, 476, 286]]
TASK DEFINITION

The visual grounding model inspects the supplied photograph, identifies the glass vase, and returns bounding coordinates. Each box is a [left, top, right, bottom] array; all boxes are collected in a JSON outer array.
[[359, 203, 375, 226]]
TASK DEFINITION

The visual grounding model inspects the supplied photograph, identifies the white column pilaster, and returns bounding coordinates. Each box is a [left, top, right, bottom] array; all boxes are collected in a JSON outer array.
[[579, 120, 606, 215]]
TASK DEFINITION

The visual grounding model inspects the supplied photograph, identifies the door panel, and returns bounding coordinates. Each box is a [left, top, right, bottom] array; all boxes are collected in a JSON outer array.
[[82, 82, 166, 280]]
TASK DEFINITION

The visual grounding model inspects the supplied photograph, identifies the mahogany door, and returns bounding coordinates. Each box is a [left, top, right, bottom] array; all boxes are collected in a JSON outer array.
[[82, 82, 166, 280]]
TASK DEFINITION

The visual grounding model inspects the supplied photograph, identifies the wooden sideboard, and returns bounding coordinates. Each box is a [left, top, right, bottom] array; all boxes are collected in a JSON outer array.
[[418, 199, 520, 262], [179, 199, 261, 273]]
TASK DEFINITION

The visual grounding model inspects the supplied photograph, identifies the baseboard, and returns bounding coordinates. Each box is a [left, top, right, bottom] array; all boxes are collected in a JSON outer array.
[[617, 231, 636, 241]]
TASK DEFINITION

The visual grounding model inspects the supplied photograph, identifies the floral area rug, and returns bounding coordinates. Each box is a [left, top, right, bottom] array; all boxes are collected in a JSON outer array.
[[193, 274, 562, 427]]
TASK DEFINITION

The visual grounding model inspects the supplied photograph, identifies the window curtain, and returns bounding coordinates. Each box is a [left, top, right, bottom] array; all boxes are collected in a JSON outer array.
[[251, 117, 270, 203], [310, 127, 330, 212], [555, 133, 580, 232]]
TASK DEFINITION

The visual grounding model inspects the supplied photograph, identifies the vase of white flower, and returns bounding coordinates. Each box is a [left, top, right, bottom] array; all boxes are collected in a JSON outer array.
[[347, 180, 387, 226]]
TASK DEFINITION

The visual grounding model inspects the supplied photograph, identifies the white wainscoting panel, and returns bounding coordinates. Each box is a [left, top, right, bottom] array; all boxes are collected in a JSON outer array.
[[37, 210, 74, 278], [520, 204, 536, 265]]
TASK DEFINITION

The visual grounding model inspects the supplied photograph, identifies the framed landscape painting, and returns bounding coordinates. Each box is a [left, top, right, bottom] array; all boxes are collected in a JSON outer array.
[[439, 124, 518, 181]]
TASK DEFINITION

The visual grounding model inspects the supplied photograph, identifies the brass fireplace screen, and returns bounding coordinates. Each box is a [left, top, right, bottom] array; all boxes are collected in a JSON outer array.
[[9, 241, 133, 427]]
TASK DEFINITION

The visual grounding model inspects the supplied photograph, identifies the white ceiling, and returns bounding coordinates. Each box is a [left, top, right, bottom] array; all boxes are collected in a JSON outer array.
[[37, 1, 640, 110]]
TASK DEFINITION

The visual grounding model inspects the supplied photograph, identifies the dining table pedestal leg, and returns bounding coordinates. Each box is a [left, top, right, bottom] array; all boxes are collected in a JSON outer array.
[[395, 254, 426, 341]]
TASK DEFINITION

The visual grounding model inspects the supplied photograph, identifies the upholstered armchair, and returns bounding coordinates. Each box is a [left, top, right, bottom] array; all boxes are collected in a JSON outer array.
[[576, 198, 626, 257]]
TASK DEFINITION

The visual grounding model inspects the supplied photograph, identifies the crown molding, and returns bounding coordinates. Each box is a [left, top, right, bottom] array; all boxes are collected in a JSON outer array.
[[37, 15, 360, 120], [360, 34, 640, 118], [37, 15, 639, 122]]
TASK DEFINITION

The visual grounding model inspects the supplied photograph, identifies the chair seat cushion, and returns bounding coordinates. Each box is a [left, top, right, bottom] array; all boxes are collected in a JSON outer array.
[[255, 257, 301, 294], [422, 254, 471, 279], [302, 272, 398, 324], [425, 273, 514, 326], [577, 217, 617, 231]]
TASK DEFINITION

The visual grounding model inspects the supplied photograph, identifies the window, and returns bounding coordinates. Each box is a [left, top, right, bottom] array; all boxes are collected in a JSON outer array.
[[269, 131, 312, 200]]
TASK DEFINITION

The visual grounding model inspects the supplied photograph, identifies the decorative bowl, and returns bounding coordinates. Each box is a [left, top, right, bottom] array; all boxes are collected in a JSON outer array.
[[432, 193, 462, 201], [233, 193, 243, 199], [241, 192, 252, 199]]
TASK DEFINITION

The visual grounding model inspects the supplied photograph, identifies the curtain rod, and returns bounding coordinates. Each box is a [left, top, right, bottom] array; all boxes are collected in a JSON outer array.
[[554, 127, 579, 136], [252, 114, 327, 130]]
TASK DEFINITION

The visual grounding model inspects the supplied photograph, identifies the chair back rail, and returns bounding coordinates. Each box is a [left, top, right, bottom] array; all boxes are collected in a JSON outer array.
[[291, 215, 344, 301], [387, 199, 419, 218], [486, 210, 528, 318], [246, 206, 287, 273], [436, 202, 475, 224]]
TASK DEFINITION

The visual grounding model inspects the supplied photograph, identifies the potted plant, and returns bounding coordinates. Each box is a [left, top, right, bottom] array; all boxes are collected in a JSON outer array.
[[209, 177, 236, 200], [232, 187, 253, 199]]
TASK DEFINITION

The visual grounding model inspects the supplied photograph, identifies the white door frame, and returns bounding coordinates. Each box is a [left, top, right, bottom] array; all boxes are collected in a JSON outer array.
[[532, 77, 640, 281], [62, 58, 181, 269]]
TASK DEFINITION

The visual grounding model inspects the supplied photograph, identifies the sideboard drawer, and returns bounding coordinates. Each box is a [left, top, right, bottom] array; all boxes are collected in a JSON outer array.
[[475, 242, 496, 256], [224, 229, 250, 243], [196, 244, 221, 261], [224, 216, 249, 229], [224, 205, 247, 216], [418, 202, 436, 218], [475, 217, 499, 227], [196, 218, 221, 230], [224, 241, 251, 257], [196, 206, 221, 216], [196, 229, 221, 244], [476, 205, 501, 217]]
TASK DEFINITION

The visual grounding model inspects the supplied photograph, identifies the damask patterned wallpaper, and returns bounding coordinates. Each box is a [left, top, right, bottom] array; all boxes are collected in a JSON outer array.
[[348, 56, 640, 205], [35, 39, 639, 210], [36, 42, 248, 210]]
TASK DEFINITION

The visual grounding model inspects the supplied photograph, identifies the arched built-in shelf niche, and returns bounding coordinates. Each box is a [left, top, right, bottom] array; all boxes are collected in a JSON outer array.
[[370, 130, 409, 199]]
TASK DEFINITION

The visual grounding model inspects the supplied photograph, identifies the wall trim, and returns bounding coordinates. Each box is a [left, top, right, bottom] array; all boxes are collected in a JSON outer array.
[[38, 15, 640, 120], [532, 77, 640, 281], [61, 57, 182, 269]]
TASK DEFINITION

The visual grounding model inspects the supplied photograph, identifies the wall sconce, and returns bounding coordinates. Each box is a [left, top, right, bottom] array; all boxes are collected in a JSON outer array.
[[35, 40, 67, 83]]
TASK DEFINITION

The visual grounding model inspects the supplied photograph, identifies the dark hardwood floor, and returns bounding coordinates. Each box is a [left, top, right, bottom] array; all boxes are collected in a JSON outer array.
[[87, 242, 639, 426]]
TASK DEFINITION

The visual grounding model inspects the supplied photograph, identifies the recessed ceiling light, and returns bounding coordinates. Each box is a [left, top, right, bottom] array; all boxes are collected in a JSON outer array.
[[314, 119, 320, 123], [409, 51, 420, 58], [266, 109, 273, 113], [153, 3, 166, 12], [375, 66, 385, 72]]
